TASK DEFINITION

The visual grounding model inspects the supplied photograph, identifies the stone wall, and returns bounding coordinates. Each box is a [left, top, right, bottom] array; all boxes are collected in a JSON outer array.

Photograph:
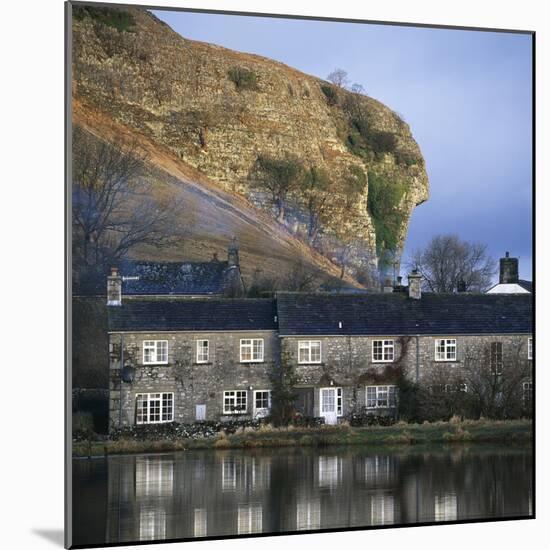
[[281, 333, 533, 418], [109, 330, 278, 428], [110, 330, 532, 428]]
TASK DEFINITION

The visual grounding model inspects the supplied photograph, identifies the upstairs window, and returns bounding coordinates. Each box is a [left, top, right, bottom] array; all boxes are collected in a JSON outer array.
[[298, 340, 321, 364], [372, 340, 395, 362], [366, 385, 398, 408], [435, 339, 457, 361], [143, 340, 168, 364], [196, 340, 209, 363], [240, 339, 264, 362], [490, 342, 503, 375], [528, 338, 533, 360]]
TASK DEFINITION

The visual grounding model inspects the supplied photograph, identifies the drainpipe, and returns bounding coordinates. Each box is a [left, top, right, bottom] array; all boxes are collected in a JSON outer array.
[[415, 335, 420, 383], [119, 334, 124, 427]]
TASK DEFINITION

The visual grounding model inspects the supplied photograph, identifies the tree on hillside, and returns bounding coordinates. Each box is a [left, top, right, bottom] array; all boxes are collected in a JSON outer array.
[[250, 155, 303, 223], [327, 68, 349, 88], [299, 166, 332, 242], [407, 234, 496, 293], [72, 126, 182, 274], [281, 260, 317, 292]]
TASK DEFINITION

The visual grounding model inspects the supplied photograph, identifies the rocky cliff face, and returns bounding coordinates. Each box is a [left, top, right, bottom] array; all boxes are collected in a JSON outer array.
[[71, 6, 428, 285]]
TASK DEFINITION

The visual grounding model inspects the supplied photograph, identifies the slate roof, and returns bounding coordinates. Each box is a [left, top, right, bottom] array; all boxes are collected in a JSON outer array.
[[276, 292, 532, 336], [74, 260, 233, 296], [108, 299, 278, 332], [518, 280, 533, 293]]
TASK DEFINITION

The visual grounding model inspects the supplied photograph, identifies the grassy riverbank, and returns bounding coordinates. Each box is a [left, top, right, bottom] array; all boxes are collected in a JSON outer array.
[[73, 418, 532, 457]]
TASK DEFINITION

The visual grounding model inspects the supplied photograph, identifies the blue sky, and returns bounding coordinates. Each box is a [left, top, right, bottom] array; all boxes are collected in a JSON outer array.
[[153, 9, 533, 281]]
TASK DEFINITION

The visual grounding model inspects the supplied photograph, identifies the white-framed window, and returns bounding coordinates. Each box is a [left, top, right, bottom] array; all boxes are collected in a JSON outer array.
[[366, 385, 398, 408], [372, 340, 395, 362], [528, 337, 533, 360], [254, 390, 271, 417], [490, 341, 503, 375], [298, 340, 321, 364], [240, 338, 264, 362], [196, 340, 209, 363], [223, 390, 248, 414], [435, 339, 457, 361], [143, 340, 168, 364], [136, 393, 174, 424]]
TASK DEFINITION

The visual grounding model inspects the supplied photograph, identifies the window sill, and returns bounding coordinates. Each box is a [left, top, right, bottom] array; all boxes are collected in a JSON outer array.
[[142, 363, 169, 366], [371, 360, 395, 364], [298, 362, 324, 366], [240, 361, 265, 365], [194, 362, 213, 366]]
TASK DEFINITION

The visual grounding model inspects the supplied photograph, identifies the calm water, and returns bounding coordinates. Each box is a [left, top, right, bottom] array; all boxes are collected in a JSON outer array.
[[72, 444, 533, 546]]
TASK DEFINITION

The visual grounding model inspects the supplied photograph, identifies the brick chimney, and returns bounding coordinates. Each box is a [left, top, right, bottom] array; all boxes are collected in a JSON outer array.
[[408, 269, 422, 300], [107, 267, 122, 306], [499, 251, 519, 284]]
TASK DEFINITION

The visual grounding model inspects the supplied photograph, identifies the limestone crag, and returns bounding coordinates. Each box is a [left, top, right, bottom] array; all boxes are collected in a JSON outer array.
[[72, 6, 429, 280]]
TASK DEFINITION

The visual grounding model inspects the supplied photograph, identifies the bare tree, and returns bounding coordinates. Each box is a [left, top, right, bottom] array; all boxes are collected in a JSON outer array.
[[408, 234, 496, 293], [327, 68, 349, 88], [281, 260, 317, 291], [351, 83, 365, 94], [72, 126, 182, 272], [299, 166, 332, 242], [461, 338, 532, 419], [250, 155, 303, 223]]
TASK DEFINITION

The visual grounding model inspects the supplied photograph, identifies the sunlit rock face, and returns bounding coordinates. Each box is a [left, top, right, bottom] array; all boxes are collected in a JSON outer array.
[[72, 7, 428, 281]]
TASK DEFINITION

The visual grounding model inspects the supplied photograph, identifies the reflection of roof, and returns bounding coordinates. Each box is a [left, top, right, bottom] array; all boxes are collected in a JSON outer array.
[[108, 299, 278, 332], [74, 260, 233, 296], [276, 292, 532, 336]]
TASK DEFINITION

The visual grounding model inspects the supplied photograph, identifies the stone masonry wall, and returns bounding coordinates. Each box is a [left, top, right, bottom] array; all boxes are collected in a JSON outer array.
[[110, 330, 532, 427], [281, 333, 533, 418], [109, 330, 278, 428]]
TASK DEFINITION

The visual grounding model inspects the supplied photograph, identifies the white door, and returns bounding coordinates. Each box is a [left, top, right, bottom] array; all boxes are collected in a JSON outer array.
[[254, 390, 271, 418], [320, 388, 338, 425]]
